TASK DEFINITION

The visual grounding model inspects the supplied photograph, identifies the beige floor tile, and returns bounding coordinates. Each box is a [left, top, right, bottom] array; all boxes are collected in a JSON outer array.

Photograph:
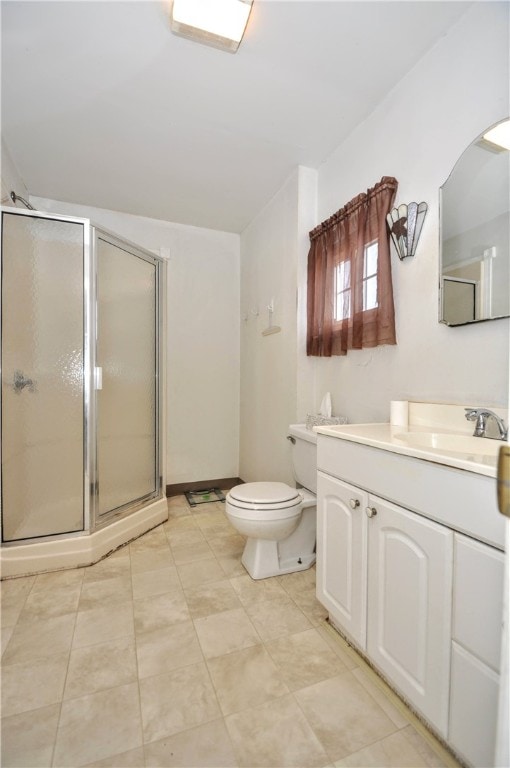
[[53, 682, 143, 767], [177, 558, 226, 588], [218, 554, 248, 578], [131, 565, 181, 599], [277, 566, 317, 596], [32, 567, 84, 590], [143, 718, 238, 767], [295, 671, 399, 761], [136, 620, 203, 678], [245, 595, 313, 641], [129, 527, 169, 552], [171, 540, 215, 565], [133, 589, 189, 633], [225, 693, 329, 768], [293, 588, 330, 626], [333, 728, 439, 767], [1, 625, 14, 656], [17, 582, 82, 623], [265, 628, 347, 691], [2, 613, 75, 664], [82, 554, 131, 583], [84, 747, 145, 767], [316, 623, 362, 671], [208, 534, 245, 558], [400, 725, 453, 768], [193, 509, 233, 538], [73, 601, 134, 648], [194, 607, 261, 659], [64, 636, 137, 700], [184, 579, 242, 618], [139, 662, 221, 744], [164, 515, 199, 533], [0, 703, 60, 767], [78, 575, 132, 611], [1, 653, 69, 717], [0, 577, 35, 626], [207, 644, 289, 716], [230, 573, 288, 606], [130, 548, 174, 574], [165, 526, 206, 548], [351, 667, 411, 729]]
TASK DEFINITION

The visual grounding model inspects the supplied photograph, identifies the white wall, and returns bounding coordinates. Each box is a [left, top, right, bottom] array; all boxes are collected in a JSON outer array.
[[311, 2, 509, 423], [239, 168, 315, 484], [1, 138, 29, 206], [30, 196, 241, 487]]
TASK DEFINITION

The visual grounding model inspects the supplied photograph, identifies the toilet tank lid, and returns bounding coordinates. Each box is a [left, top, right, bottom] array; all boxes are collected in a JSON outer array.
[[229, 482, 300, 505], [288, 424, 317, 444]]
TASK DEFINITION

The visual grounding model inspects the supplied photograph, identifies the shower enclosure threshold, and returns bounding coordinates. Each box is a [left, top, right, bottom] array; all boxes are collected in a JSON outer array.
[[0, 497, 168, 579]]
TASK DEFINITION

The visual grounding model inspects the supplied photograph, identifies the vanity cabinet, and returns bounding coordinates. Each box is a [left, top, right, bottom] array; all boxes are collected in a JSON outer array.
[[317, 470, 452, 734], [316, 433, 505, 763]]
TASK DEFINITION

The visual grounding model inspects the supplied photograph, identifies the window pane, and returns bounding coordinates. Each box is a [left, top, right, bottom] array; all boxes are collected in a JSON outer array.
[[364, 275, 378, 310], [365, 242, 378, 277], [335, 261, 351, 320]]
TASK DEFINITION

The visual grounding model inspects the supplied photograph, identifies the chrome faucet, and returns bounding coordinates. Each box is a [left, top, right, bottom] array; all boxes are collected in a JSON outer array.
[[464, 408, 508, 441]]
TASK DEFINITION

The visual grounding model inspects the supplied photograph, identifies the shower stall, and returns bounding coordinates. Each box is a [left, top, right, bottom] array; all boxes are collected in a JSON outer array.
[[0, 207, 167, 578]]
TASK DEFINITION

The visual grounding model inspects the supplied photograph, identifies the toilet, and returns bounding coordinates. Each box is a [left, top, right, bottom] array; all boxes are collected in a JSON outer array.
[[226, 424, 317, 579]]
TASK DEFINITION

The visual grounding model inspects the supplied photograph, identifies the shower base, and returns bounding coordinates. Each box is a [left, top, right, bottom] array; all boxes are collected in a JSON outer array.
[[0, 497, 168, 579]]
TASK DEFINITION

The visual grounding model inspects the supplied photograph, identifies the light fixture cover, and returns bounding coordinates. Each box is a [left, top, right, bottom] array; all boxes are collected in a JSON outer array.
[[386, 202, 428, 260], [170, 0, 253, 53], [483, 118, 510, 151]]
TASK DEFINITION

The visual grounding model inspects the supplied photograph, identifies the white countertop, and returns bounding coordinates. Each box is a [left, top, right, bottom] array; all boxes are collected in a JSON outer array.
[[314, 422, 501, 478]]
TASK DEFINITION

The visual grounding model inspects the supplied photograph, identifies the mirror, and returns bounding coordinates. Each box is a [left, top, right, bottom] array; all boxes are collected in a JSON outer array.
[[439, 118, 510, 326]]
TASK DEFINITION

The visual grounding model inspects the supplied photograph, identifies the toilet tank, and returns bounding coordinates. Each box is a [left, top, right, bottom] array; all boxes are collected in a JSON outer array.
[[288, 424, 317, 493]]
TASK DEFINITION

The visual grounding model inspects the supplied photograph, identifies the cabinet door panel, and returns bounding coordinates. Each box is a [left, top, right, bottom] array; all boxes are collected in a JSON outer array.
[[316, 472, 367, 648], [367, 497, 453, 735], [453, 533, 504, 671], [449, 641, 499, 767]]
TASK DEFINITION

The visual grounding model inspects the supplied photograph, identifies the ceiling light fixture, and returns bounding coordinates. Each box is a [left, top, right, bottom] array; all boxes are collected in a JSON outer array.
[[170, 0, 253, 53], [482, 118, 510, 151]]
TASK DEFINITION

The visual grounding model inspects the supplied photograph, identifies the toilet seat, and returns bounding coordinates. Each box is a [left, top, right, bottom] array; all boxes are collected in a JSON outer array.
[[226, 482, 302, 521], [228, 482, 300, 508]]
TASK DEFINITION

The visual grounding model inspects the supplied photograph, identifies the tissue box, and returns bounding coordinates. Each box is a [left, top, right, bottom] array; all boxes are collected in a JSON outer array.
[[305, 414, 348, 430]]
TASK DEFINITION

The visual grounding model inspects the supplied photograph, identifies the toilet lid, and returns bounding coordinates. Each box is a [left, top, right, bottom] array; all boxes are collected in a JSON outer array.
[[229, 482, 300, 505]]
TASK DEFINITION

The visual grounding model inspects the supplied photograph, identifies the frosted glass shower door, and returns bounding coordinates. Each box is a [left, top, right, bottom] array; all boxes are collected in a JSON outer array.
[[1, 211, 85, 541], [96, 234, 159, 518]]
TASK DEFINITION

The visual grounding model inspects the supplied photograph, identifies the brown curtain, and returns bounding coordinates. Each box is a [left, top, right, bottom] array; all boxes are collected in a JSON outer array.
[[307, 176, 398, 357]]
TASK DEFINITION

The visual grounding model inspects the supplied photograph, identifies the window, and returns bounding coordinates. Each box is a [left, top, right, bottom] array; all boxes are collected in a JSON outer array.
[[334, 241, 378, 322], [307, 176, 398, 357]]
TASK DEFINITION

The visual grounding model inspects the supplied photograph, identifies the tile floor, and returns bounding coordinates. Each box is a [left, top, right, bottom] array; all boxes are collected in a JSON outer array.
[[1, 495, 461, 768]]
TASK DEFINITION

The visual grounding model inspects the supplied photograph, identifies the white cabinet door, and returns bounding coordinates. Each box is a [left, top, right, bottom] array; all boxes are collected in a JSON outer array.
[[316, 471, 368, 648], [449, 642, 500, 767], [448, 534, 504, 767], [367, 496, 453, 735]]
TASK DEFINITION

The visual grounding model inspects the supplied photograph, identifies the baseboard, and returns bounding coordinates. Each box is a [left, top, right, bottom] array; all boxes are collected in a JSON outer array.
[[166, 477, 243, 497]]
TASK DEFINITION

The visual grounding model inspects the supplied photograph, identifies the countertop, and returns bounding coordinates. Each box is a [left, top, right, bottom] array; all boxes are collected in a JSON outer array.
[[314, 422, 501, 478]]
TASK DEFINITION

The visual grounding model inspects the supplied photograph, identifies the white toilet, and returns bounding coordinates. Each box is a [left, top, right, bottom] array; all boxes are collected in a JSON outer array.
[[226, 424, 317, 579]]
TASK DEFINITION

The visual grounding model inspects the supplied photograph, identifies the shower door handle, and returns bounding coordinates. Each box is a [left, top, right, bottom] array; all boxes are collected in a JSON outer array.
[[12, 370, 35, 394], [94, 367, 103, 390]]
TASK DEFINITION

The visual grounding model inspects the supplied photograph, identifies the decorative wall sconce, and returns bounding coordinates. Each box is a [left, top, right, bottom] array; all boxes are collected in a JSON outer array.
[[387, 202, 428, 260]]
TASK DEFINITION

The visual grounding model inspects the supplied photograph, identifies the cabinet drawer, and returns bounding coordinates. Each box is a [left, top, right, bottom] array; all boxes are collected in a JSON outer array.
[[453, 533, 504, 671], [449, 641, 499, 768]]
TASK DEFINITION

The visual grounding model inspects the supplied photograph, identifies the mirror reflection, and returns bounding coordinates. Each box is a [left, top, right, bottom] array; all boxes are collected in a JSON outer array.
[[440, 118, 510, 326]]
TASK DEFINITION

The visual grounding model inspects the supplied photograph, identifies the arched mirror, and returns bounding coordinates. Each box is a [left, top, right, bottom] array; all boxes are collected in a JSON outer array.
[[439, 118, 510, 326]]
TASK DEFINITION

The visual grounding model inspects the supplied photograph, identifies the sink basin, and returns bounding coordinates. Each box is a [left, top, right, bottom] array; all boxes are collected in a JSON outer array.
[[394, 431, 500, 458]]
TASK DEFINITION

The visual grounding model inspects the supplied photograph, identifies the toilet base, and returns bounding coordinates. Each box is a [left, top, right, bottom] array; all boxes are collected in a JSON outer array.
[[240, 502, 316, 581], [241, 538, 316, 579]]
